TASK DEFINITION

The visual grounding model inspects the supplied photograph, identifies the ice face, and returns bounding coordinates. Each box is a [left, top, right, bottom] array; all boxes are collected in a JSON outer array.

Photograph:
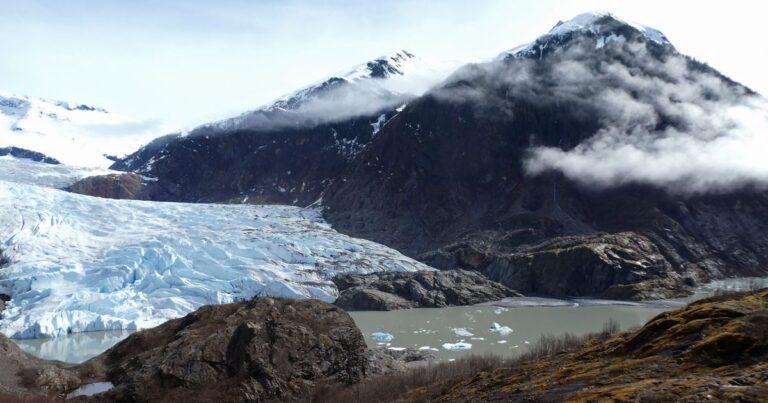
[[0, 159, 432, 339]]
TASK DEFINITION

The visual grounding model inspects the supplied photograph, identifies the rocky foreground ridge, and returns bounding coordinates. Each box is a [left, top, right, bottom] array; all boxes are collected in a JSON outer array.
[[0, 298, 432, 402]]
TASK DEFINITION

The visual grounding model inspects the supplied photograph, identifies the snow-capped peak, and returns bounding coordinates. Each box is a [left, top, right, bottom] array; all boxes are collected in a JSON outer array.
[[499, 12, 673, 59], [0, 91, 160, 168], [268, 50, 425, 111], [199, 50, 440, 132]]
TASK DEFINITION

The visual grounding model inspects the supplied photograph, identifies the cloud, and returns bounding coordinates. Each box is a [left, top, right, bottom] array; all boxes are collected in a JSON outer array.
[[434, 37, 768, 194], [203, 61, 458, 133]]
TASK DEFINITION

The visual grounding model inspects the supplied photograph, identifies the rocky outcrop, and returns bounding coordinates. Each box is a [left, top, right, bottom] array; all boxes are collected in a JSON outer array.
[[333, 269, 519, 311], [0, 333, 80, 400], [365, 348, 435, 376], [66, 173, 148, 200], [0, 294, 9, 319], [423, 232, 691, 300], [94, 297, 368, 402], [402, 288, 768, 402], [0, 146, 60, 164]]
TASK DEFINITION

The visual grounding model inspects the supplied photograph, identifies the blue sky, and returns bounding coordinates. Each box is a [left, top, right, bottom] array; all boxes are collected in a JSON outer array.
[[2, 0, 766, 131]]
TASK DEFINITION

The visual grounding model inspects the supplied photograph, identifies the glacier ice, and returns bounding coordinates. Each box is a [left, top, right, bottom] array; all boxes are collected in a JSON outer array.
[[0, 159, 432, 339]]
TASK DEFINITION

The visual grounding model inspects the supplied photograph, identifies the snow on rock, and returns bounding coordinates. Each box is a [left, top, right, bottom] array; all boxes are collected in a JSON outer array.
[[0, 160, 431, 339], [0, 91, 159, 168], [201, 51, 447, 132], [498, 12, 673, 59]]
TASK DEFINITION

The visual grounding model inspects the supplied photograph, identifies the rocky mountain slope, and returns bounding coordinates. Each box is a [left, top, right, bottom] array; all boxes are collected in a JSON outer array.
[[108, 12, 768, 300], [109, 51, 435, 205]]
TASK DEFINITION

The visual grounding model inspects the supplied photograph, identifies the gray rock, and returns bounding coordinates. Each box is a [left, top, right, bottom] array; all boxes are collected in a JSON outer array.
[[333, 269, 520, 311], [365, 348, 435, 376]]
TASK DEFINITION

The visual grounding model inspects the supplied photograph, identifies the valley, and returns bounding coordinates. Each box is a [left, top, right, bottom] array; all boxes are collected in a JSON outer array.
[[1, 7, 767, 402]]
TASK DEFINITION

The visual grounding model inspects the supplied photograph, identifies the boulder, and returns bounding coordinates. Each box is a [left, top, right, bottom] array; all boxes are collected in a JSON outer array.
[[333, 269, 520, 311], [97, 297, 368, 402]]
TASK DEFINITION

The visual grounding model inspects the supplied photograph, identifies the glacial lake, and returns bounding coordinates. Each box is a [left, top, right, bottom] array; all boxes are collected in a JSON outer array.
[[12, 277, 768, 363]]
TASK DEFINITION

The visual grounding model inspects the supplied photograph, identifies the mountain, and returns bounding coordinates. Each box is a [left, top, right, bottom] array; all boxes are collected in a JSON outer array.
[[110, 50, 435, 204], [0, 157, 430, 339], [111, 12, 768, 299], [0, 91, 157, 168], [498, 12, 673, 60]]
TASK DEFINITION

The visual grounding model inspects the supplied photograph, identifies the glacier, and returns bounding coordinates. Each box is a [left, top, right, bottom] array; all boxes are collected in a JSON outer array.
[[0, 158, 432, 339]]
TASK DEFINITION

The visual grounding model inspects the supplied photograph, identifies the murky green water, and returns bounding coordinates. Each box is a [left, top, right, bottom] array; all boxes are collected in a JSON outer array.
[[12, 277, 768, 363], [350, 301, 671, 360]]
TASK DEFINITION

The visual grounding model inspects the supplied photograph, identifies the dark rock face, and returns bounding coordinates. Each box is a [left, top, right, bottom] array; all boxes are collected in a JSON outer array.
[[333, 270, 519, 311], [67, 173, 148, 200], [0, 147, 59, 164], [0, 294, 9, 319], [113, 113, 393, 205], [98, 298, 367, 402], [423, 232, 688, 300]]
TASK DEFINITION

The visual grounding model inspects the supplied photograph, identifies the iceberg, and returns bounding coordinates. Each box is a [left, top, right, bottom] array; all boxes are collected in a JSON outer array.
[[442, 342, 472, 351], [371, 332, 394, 342], [490, 322, 514, 337]]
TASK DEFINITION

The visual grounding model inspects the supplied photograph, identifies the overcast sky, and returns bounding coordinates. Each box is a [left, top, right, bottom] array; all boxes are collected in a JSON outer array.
[[2, 0, 765, 132]]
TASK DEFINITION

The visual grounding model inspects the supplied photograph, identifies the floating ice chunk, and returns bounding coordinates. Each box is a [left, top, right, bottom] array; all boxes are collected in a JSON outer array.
[[452, 327, 474, 337], [470, 337, 485, 341], [442, 342, 472, 351], [524, 340, 530, 344], [513, 345, 519, 348], [371, 332, 394, 342], [494, 307, 508, 315], [418, 346, 439, 352], [66, 382, 114, 398], [387, 347, 406, 351], [497, 340, 508, 344], [490, 322, 514, 337]]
